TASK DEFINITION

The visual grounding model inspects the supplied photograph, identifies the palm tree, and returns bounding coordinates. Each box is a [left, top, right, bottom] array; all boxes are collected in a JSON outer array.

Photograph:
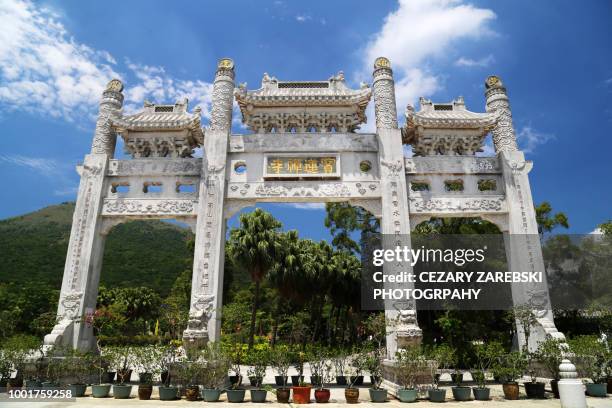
[[228, 208, 282, 348], [535, 201, 569, 237]]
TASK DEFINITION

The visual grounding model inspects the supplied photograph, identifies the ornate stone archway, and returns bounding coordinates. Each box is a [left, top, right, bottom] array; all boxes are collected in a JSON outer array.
[[45, 58, 564, 360]]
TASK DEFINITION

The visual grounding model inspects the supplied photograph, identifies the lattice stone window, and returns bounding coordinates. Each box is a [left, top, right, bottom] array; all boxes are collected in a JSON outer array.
[[445, 179, 464, 192], [176, 183, 196, 193], [154, 105, 174, 113], [411, 181, 430, 191], [478, 179, 497, 191], [143, 182, 162, 193], [111, 182, 129, 194], [434, 104, 453, 111]]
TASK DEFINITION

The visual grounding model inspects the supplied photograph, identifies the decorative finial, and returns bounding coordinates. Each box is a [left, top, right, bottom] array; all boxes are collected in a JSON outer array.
[[106, 79, 123, 93], [217, 58, 234, 70], [374, 57, 391, 69], [485, 75, 502, 89], [406, 103, 414, 112]]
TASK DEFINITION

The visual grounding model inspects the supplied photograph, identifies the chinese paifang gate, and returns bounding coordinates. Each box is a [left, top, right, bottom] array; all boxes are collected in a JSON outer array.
[[45, 57, 566, 390]]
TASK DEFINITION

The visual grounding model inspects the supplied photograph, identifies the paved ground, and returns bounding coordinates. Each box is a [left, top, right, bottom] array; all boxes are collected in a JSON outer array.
[[2, 383, 610, 407], [2, 369, 609, 407]]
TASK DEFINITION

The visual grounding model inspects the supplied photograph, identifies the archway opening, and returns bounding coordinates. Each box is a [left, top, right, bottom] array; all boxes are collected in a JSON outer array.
[[97, 219, 194, 343]]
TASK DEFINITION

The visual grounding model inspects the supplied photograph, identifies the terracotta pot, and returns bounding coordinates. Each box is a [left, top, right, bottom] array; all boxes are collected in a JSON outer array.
[[345, 387, 359, 404], [276, 388, 290, 403], [138, 384, 152, 400], [550, 379, 559, 399], [185, 384, 199, 401], [315, 388, 330, 403], [525, 381, 545, 399], [502, 382, 519, 400], [292, 385, 312, 404]]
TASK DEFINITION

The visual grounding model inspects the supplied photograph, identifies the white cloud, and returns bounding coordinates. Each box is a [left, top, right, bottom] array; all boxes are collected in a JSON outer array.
[[516, 126, 555, 154], [361, 0, 496, 117], [455, 54, 495, 68], [123, 62, 214, 119], [0, 0, 120, 121], [0, 154, 59, 173], [0, 0, 213, 125], [288, 203, 326, 210], [295, 14, 311, 23]]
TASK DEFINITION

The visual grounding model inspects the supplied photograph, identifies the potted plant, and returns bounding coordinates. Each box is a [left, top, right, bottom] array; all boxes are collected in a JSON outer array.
[[349, 348, 366, 386], [569, 335, 608, 397], [291, 375, 312, 404], [493, 352, 526, 400], [225, 344, 246, 403], [42, 348, 62, 389], [366, 348, 387, 403], [333, 350, 348, 386], [311, 352, 333, 403], [534, 338, 566, 398], [291, 349, 306, 386], [109, 346, 133, 399], [228, 343, 244, 389], [134, 345, 162, 400], [449, 350, 470, 401], [270, 348, 290, 402], [247, 350, 268, 403], [176, 360, 202, 401], [395, 345, 426, 403], [512, 306, 545, 399], [471, 341, 503, 401], [344, 350, 367, 404], [425, 348, 445, 403], [64, 349, 94, 397], [200, 343, 230, 402], [158, 344, 179, 401]]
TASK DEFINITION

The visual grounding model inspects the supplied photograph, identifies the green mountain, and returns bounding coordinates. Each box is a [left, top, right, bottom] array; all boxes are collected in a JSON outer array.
[[0, 202, 194, 297]]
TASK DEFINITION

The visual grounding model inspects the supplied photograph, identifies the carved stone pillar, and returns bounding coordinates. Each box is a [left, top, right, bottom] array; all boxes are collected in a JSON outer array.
[[184, 59, 234, 348], [500, 150, 565, 351], [45, 80, 123, 351], [372, 57, 422, 359], [91, 79, 124, 156], [485, 75, 519, 153]]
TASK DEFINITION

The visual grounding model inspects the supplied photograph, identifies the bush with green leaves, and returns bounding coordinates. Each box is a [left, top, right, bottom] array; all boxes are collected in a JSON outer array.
[[534, 338, 567, 381], [395, 345, 427, 390], [332, 349, 349, 377], [346, 348, 368, 389], [247, 349, 268, 388], [270, 346, 291, 381], [201, 342, 231, 390], [471, 341, 504, 388], [492, 352, 527, 384], [309, 347, 333, 390], [569, 335, 609, 383], [61, 349, 95, 385]]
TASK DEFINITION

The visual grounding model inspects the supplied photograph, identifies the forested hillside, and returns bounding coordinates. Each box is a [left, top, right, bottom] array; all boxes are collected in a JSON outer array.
[[0, 202, 194, 296]]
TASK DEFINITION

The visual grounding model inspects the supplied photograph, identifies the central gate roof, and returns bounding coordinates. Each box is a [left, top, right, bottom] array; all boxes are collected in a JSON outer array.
[[234, 72, 372, 133]]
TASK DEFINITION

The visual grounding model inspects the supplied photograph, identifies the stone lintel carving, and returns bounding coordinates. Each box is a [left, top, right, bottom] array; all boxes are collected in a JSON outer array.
[[231, 133, 379, 152], [405, 156, 500, 174], [107, 158, 203, 176], [409, 196, 506, 213], [101, 199, 197, 216], [227, 181, 380, 200]]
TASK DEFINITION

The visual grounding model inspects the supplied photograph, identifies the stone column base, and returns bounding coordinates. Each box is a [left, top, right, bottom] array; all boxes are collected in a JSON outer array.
[[381, 359, 433, 397]]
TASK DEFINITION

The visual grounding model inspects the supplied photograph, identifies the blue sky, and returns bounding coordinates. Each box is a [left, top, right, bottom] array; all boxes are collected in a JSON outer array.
[[0, 0, 610, 240]]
